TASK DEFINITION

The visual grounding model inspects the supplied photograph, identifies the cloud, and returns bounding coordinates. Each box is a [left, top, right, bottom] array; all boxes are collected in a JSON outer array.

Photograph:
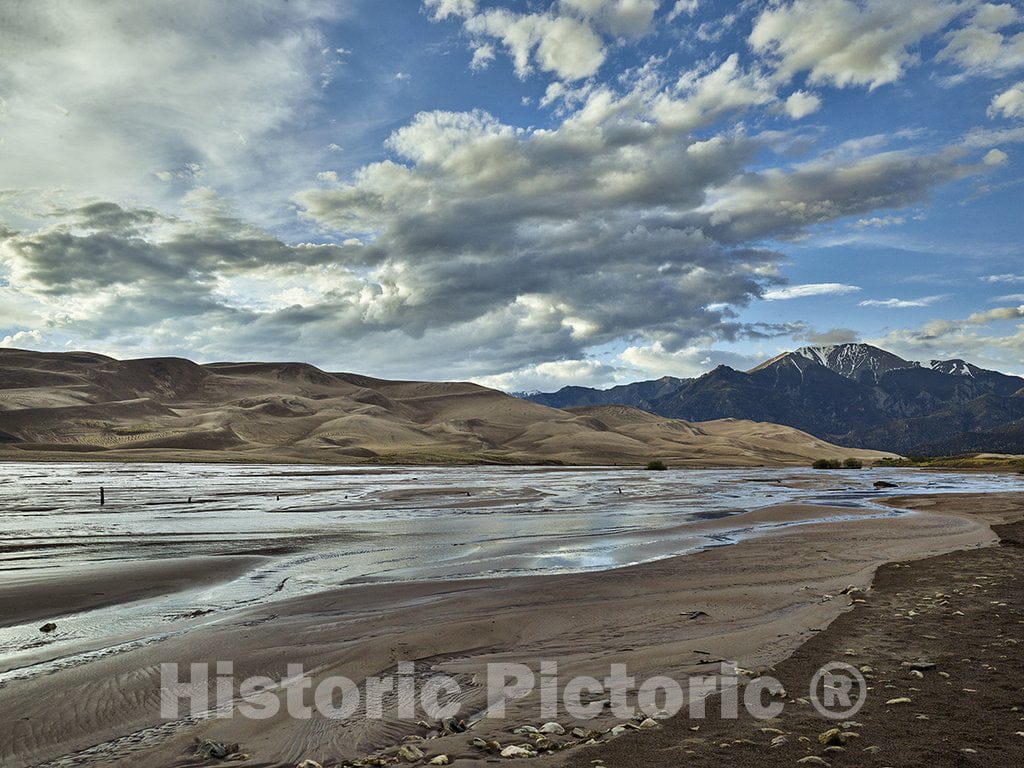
[[0, 329, 43, 348], [983, 148, 1010, 165], [859, 295, 946, 308], [982, 273, 1024, 283], [700, 148, 973, 243], [853, 215, 906, 228], [989, 82, 1024, 119], [472, 358, 619, 392], [560, 0, 661, 39], [939, 4, 1024, 77], [763, 283, 861, 300], [800, 327, 861, 345], [784, 90, 822, 119], [668, 1, 701, 22], [424, 0, 477, 21], [749, 0, 963, 89], [0, 1, 342, 212]]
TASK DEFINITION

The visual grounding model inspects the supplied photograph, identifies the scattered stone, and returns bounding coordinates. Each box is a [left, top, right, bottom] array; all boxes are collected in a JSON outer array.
[[885, 697, 912, 705], [863, 746, 881, 755], [796, 757, 830, 766], [440, 716, 467, 734], [771, 735, 789, 747], [639, 718, 659, 729], [874, 480, 898, 489], [513, 726, 539, 735], [909, 669, 925, 679], [398, 744, 425, 762], [609, 725, 629, 736], [500, 745, 535, 758], [908, 661, 937, 671], [39, 622, 57, 633], [428, 757, 450, 766], [296, 761, 322, 768], [818, 728, 845, 746], [194, 741, 241, 760], [539, 722, 565, 735]]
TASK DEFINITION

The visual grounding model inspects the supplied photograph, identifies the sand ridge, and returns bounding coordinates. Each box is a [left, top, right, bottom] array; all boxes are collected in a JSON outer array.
[[0, 349, 892, 467]]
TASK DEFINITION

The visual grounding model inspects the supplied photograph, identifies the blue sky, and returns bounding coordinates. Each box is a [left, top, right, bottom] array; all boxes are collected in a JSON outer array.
[[1, 0, 1023, 390]]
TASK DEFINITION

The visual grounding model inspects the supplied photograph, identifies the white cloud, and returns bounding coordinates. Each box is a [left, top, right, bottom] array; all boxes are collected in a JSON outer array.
[[750, 0, 963, 89], [853, 215, 906, 228], [0, 329, 43, 348], [465, 8, 607, 81], [784, 90, 822, 119], [668, 1, 700, 22], [470, 43, 496, 70], [983, 148, 1010, 165], [652, 54, 776, 131], [939, 4, 1024, 77], [859, 295, 946, 308], [983, 273, 1024, 283], [0, 1, 342, 213], [424, 0, 477, 21], [988, 82, 1024, 119], [763, 283, 861, 300], [560, 0, 661, 39], [472, 358, 618, 391]]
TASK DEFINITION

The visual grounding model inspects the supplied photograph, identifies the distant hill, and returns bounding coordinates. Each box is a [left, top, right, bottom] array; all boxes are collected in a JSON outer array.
[[521, 343, 1024, 455], [0, 348, 889, 467]]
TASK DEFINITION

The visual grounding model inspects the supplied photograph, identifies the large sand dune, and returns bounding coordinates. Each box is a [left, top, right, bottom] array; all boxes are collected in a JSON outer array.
[[0, 349, 893, 466]]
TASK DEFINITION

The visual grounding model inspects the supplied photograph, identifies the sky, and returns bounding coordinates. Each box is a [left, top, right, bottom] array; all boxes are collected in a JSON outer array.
[[1, 0, 1024, 391]]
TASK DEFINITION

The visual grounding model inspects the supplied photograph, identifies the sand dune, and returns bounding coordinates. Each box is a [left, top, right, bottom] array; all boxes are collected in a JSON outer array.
[[0, 349, 893, 466]]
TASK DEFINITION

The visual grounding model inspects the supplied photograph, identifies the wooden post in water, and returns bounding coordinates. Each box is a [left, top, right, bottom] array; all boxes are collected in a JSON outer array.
[[100, 486, 105, 506]]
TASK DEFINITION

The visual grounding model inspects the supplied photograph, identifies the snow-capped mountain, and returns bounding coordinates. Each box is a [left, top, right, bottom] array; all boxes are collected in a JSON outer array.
[[523, 343, 1024, 454], [752, 343, 919, 383]]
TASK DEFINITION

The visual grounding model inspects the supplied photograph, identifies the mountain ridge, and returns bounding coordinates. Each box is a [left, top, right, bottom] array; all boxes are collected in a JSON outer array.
[[523, 343, 1024, 455]]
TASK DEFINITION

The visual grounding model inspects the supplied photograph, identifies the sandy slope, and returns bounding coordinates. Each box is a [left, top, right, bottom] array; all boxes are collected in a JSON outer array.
[[0, 349, 892, 466]]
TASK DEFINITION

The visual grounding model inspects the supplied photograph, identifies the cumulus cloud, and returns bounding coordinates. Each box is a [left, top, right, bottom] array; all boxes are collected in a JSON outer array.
[[763, 283, 861, 300], [989, 82, 1024, 119], [750, 0, 963, 89], [784, 90, 822, 119], [983, 148, 1010, 165], [939, 3, 1024, 77]]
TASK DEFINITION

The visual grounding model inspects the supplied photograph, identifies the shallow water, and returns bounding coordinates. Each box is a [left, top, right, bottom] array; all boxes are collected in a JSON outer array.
[[0, 462, 1019, 677]]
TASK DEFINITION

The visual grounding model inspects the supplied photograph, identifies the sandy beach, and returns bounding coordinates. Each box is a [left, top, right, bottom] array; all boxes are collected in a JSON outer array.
[[1, 474, 1016, 768]]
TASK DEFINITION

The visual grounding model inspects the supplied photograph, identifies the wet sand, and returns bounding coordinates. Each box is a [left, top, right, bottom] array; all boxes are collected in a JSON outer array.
[[572, 494, 1024, 768], [0, 498, 998, 768], [0, 556, 264, 629]]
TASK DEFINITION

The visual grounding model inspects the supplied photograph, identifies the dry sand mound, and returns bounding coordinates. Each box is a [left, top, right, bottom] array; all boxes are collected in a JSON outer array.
[[0, 349, 895, 466]]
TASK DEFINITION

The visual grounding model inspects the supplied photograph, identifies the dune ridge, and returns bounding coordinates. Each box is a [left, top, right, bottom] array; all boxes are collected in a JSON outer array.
[[0, 348, 892, 466]]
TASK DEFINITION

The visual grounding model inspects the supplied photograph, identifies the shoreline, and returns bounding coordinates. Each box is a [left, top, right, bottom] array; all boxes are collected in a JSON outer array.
[[0, 494, 1002, 768]]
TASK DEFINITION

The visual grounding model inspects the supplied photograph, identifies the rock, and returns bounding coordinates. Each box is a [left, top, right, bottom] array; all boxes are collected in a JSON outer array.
[[609, 725, 629, 736], [194, 741, 240, 760], [539, 722, 565, 735], [908, 661, 936, 671], [296, 761, 323, 768], [885, 697, 912, 705], [500, 745, 534, 758], [873, 480, 898, 489], [398, 744, 425, 762], [513, 726, 539, 735], [470, 738, 488, 748], [817, 728, 845, 746], [440, 716, 467, 734], [796, 758, 830, 766], [39, 622, 57, 633], [639, 718, 659, 729], [909, 670, 924, 679], [428, 757, 450, 766], [863, 745, 881, 754], [225, 755, 249, 762], [771, 735, 789, 747]]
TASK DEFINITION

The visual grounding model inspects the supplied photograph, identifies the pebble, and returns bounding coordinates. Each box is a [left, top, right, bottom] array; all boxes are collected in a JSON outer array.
[[514, 725, 539, 735], [500, 745, 535, 758], [39, 622, 57, 633], [796, 757, 830, 766], [539, 722, 565, 735], [398, 745, 425, 762], [885, 697, 912, 705], [639, 718, 659, 729], [296, 762, 323, 768], [428, 757, 450, 766]]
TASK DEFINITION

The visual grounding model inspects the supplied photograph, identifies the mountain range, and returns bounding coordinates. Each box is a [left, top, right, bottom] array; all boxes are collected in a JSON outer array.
[[521, 344, 1024, 456], [0, 348, 890, 467]]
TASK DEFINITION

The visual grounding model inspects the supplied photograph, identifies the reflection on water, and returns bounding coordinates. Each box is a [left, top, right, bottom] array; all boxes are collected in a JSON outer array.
[[0, 462, 1018, 675]]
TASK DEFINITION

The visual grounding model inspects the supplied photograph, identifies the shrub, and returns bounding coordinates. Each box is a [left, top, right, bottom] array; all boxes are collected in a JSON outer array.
[[812, 458, 841, 469], [843, 458, 863, 469], [646, 459, 668, 471]]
